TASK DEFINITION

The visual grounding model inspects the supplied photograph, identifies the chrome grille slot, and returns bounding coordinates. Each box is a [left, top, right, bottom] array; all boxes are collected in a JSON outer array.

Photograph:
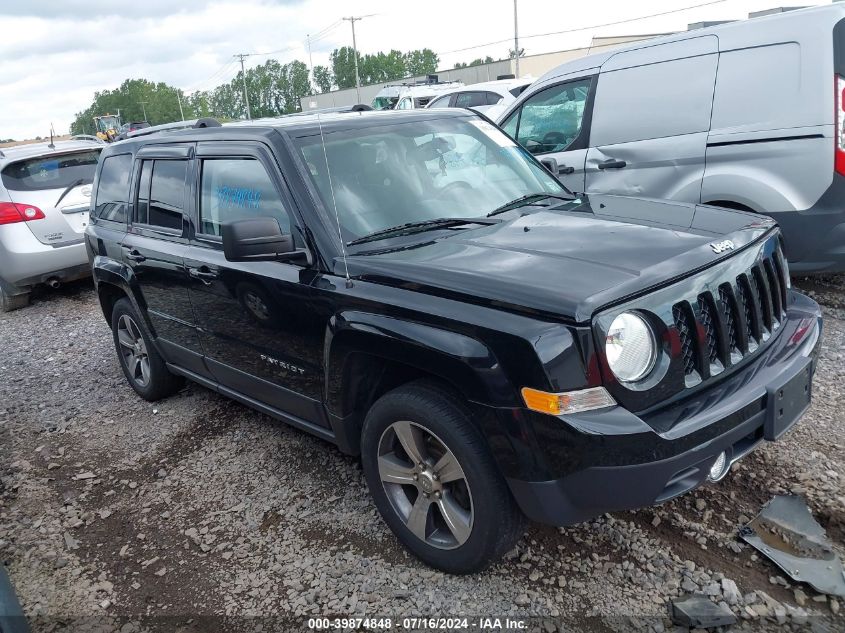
[[718, 283, 742, 357], [673, 302, 698, 377], [736, 274, 757, 346], [750, 265, 773, 335], [697, 293, 721, 365]]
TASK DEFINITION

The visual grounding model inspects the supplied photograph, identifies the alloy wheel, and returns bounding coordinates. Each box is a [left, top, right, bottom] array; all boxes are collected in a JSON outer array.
[[377, 420, 474, 550], [117, 314, 151, 387]]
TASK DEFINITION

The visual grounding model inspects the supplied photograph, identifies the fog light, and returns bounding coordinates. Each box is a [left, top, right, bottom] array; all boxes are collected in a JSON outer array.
[[708, 451, 728, 482]]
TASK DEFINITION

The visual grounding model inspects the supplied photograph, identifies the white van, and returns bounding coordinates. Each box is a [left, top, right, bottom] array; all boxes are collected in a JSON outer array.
[[497, 4, 845, 273], [371, 81, 463, 111]]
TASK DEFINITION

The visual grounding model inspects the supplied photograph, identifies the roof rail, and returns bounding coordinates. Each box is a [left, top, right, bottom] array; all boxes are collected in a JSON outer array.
[[293, 104, 374, 115], [128, 118, 222, 139]]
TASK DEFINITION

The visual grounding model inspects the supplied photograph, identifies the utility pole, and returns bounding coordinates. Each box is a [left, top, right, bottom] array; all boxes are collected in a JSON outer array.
[[138, 101, 148, 122], [306, 34, 314, 94], [343, 16, 366, 104], [176, 90, 185, 121], [234, 53, 253, 120], [513, 0, 520, 77]]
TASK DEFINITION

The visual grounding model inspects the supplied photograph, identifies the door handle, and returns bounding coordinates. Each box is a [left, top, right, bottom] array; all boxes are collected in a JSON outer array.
[[559, 165, 575, 175], [123, 248, 146, 262], [598, 159, 627, 170], [189, 267, 218, 284]]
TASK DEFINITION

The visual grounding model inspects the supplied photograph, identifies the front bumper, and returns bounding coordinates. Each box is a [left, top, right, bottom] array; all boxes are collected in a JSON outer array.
[[499, 291, 822, 527], [0, 223, 88, 293]]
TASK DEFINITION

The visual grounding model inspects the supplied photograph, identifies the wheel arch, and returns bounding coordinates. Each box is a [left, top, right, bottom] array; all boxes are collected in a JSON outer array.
[[92, 256, 136, 325], [324, 311, 518, 454], [703, 199, 758, 214]]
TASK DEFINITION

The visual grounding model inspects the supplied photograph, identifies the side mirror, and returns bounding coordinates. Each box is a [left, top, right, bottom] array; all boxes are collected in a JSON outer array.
[[540, 157, 558, 174], [222, 217, 301, 263]]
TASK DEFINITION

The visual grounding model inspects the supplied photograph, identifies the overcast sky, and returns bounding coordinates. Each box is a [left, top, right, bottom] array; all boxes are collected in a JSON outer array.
[[0, 0, 831, 139]]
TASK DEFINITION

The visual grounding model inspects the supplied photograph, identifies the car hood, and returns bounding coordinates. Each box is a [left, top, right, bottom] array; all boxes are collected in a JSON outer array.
[[344, 194, 777, 323]]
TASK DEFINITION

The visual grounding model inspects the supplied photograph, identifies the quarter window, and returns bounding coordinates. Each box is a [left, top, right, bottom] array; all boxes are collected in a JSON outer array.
[[199, 158, 293, 238], [500, 112, 518, 139], [513, 78, 592, 155], [93, 153, 131, 222]]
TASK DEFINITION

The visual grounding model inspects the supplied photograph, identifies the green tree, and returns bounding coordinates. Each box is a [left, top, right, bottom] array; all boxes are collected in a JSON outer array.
[[360, 50, 406, 84], [404, 49, 439, 76], [69, 78, 185, 135], [313, 65, 333, 93], [330, 46, 360, 89], [281, 60, 312, 113], [454, 56, 494, 70]]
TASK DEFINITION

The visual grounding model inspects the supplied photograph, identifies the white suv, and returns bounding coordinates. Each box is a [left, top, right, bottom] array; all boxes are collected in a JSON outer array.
[[0, 140, 102, 310]]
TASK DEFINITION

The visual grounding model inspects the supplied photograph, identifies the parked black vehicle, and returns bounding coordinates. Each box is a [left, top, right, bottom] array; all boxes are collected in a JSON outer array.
[[85, 109, 822, 573]]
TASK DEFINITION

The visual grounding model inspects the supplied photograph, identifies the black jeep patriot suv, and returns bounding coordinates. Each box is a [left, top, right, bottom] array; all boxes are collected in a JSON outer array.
[[86, 109, 822, 573]]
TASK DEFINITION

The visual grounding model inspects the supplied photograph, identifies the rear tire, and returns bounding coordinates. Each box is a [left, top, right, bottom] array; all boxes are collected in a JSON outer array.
[[361, 381, 524, 574], [111, 298, 183, 401], [0, 288, 30, 312]]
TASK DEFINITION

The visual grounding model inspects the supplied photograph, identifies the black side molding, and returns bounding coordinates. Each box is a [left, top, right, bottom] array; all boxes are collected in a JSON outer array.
[[707, 134, 824, 148]]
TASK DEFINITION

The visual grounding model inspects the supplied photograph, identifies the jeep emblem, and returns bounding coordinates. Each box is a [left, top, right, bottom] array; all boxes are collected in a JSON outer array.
[[710, 239, 735, 254]]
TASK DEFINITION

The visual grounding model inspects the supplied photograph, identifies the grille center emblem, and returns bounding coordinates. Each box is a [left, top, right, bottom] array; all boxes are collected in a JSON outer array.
[[710, 239, 735, 254]]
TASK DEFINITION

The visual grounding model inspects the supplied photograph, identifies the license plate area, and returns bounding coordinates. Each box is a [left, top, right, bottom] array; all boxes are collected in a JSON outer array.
[[765, 359, 813, 440], [62, 210, 89, 235]]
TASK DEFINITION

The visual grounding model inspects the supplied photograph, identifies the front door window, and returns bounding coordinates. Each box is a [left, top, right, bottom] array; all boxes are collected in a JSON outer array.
[[513, 78, 592, 155]]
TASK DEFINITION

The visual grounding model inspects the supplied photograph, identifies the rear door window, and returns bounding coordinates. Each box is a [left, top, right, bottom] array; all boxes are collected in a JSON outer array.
[[93, 153, 132, 222], [134, 159, 186, 231], [198, 158, 293, 238], [1, 150, 100, 192], [427, 95, 452, 109], [454, 92, 489, 108]]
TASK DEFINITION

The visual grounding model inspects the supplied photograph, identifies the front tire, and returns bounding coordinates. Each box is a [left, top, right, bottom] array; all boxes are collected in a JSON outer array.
[[111, 298, 183, 401], [361, 381, 524, 573]]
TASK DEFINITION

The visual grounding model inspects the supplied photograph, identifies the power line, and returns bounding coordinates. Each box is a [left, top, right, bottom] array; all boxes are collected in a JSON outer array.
[[311, 19, 342, 42], [442, 0, 729, 55], [249, 44, 300, 57], [183, 59, 239, 93]]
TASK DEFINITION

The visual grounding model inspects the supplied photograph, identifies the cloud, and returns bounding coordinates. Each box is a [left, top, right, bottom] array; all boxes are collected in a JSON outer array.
[[0, 0, 303, 18]]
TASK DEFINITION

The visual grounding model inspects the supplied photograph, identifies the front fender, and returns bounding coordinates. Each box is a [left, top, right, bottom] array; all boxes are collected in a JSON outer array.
[[324, 311, 516, 419]]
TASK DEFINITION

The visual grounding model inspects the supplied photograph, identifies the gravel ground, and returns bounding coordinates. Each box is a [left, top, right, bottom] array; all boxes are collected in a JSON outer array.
[[1, 275, 844, 633]]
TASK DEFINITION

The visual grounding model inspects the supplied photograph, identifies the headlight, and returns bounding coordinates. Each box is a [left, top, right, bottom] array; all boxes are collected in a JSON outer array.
[[605, 312, 657, 383]]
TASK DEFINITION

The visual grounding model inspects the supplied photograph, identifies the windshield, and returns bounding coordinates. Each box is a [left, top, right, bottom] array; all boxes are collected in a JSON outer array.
[[371, 96, 399, 110], [295, 116, 566, 245], [1, 150, 101, 193]]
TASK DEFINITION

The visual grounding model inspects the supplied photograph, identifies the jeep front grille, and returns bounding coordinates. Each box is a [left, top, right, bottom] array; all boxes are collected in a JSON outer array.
[[672, 243, 788, 387]]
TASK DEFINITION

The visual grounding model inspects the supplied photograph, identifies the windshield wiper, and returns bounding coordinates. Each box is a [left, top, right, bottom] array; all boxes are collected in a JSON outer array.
[[486, 193, 574, 217], [54, 178, 87, 208], [347, 217, 500, 246]]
